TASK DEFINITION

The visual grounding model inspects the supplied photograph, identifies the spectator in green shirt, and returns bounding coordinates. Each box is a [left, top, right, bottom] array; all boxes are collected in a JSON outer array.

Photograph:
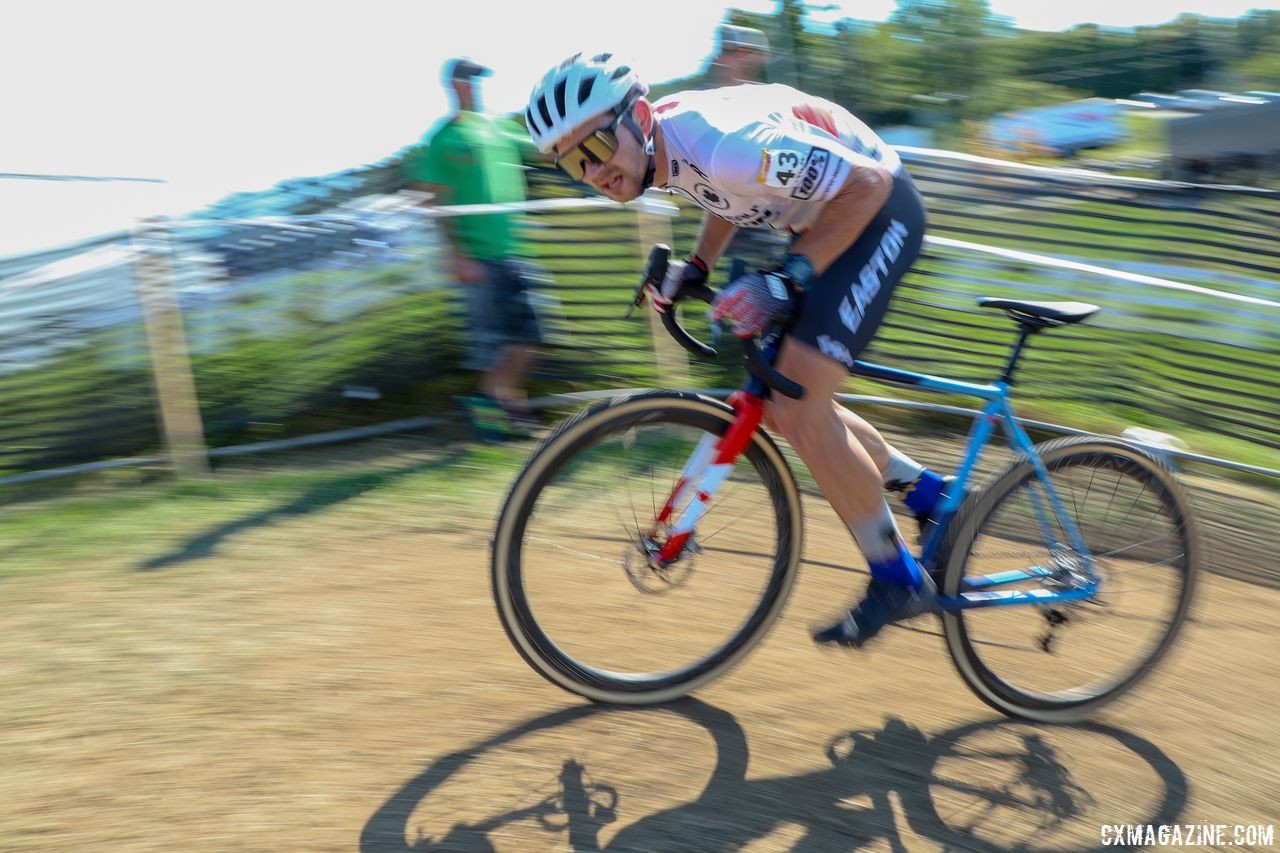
[[407, 57, 549, 439]]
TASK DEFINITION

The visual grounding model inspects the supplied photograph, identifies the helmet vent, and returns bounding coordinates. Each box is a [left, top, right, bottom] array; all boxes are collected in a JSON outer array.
[[553, 79, 568, 118], [536, 94, 553, 130], [577, 77, 595, 105], [611, 65, 631, 80]]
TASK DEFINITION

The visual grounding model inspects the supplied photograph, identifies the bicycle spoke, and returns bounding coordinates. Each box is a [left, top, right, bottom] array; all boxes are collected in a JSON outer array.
[[625, 476, 645, 541], [947, 440, 1195, 720], [1117, 480, 1151, 537], [1099, 552, 1185, 577], [695, 482, 755, 545], [501, 401, 796, 694], [1094, 535, 1180, 562], [966, 637, 1049, 653], [523, 535, 620, 564]]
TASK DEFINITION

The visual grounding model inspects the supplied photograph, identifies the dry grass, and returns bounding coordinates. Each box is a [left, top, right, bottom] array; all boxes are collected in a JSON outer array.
[[2, 433, 1277, 851]]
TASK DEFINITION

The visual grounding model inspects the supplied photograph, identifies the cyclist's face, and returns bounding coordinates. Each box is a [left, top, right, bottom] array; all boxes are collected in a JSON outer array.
[[554, 104, 647, 201]]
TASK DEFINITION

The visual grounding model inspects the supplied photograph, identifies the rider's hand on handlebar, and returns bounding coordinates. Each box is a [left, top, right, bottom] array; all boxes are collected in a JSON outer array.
[[709, 271, 798, 338], [646, 254, 709, 313]]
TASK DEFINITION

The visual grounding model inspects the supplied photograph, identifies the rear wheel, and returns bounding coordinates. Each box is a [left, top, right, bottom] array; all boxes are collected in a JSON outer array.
[[492, 391, 803, 705], [941, 437, 1199, 723]]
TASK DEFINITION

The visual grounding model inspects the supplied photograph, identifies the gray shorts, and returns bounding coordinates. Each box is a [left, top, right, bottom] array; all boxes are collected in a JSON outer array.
[[463, 258, 548, 371]]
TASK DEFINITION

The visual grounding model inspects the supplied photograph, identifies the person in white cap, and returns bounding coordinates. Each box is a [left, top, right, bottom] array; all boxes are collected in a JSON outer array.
[[707, 25, 790, 283], [713, 24, 771, 86]]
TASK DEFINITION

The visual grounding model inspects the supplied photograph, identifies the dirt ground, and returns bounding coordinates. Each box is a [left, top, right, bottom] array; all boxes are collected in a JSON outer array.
[[2, 432, 1278, 852]]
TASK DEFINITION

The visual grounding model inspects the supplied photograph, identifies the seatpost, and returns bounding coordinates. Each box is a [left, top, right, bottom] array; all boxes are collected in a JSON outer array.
[[999, 323, 1039, 386]]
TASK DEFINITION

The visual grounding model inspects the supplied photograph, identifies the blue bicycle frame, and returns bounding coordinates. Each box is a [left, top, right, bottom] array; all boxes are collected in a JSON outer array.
[[660, 259, 1104, 617], [849, 360, 1100, 614]]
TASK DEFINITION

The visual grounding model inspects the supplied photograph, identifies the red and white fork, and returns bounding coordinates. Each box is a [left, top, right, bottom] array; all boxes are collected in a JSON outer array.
[[652, 392, 766, 565]]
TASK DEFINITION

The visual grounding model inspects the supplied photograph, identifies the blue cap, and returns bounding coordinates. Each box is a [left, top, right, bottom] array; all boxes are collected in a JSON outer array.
[[444, 57, 492, 84]]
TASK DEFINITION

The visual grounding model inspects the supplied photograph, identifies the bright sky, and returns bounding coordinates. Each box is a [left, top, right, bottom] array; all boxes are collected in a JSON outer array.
[[0, 0, 1268, 256]]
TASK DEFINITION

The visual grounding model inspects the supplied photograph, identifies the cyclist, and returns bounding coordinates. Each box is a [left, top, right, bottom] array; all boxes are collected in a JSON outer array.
[[525, 53, 948, 647]]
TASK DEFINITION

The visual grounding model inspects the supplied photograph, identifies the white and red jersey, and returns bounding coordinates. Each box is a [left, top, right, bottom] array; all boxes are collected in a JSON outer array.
[[653, 84, 902, 232]]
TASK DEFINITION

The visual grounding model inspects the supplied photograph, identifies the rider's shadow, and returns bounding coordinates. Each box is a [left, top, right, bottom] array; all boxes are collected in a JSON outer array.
[[406, 759, 618, 853], [361, 702, 1188, 853], [607, 717, 935, 852]]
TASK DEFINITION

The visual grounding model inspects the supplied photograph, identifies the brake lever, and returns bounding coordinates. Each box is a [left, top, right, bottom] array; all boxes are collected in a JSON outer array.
[[626, 244, 671, 319], [624, 285, 646, 319]]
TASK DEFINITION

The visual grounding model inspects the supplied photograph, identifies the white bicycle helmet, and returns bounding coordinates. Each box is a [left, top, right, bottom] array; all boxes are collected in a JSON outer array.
[[526, 52, 648, 153]]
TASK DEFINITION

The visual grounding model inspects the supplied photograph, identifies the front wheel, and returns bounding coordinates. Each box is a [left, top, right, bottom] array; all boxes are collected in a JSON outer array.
[[492, 391, 803, 705], [941, 436, 1199, 723]]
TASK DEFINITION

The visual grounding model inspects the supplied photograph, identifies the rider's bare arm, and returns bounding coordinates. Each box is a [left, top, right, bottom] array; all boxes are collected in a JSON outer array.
[[787, 161, 894, 276], [692, 213, 738, 268]]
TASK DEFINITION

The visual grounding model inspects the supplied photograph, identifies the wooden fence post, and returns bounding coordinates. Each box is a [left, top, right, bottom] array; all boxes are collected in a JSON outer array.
[[634, 197, 690, 388], [132, 218, 210, 478]]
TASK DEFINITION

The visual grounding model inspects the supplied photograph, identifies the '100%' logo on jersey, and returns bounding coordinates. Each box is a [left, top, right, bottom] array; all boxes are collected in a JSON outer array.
[[758, 147, 831, 201]]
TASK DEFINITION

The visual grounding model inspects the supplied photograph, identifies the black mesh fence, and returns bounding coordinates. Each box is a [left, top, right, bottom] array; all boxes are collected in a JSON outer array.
[[521, 156, 1279, 469], [0, 151, 1276, 483]]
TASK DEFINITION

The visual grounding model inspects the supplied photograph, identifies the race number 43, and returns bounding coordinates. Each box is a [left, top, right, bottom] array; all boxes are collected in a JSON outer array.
[[758, 148, 808, 189]]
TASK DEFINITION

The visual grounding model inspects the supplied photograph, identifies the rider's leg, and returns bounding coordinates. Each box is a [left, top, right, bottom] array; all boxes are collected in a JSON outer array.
[[829, 404, 890, 470], [768, 342, 933, 647], [766, 399, 948, 522], [769, 171, 934, 646], [767, 340, 923, 585], [832, 406, 949, 520]]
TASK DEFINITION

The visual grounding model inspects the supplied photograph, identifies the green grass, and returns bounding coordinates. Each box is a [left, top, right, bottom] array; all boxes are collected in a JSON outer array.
[[0, 440, 529, 582], [1088, 111, 1171, 162]]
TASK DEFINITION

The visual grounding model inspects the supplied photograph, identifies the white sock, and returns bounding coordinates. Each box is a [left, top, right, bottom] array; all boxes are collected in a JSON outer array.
[[850, 501, 906, 565], [851, 500, 924, 587], [881, 447, 925, 492]]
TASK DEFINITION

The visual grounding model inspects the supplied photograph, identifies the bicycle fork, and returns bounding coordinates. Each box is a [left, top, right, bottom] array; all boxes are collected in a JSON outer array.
[[651, 392, 765, 565]]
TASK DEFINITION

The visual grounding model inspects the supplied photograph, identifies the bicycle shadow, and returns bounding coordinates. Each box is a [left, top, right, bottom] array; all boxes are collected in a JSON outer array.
[[137, 450, 467, 571], [360, 701, 1188, 852], [359, 701, 748, 853]]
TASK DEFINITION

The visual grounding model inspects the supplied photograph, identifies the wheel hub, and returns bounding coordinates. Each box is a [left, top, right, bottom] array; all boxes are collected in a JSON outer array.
[[621, 531, 697, 594]]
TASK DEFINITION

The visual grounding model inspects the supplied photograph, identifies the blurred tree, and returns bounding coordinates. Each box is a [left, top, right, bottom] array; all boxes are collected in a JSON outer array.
[[1237, 10, 1280, 55], [626, 4, 1274, 132], [858, 25, 927, 125], [1130, 31, 1190, 94], [963, 79, 1086, 120], [1232, 35, 1280, 88], [1018, 25, 1138, 97], [773, 0, 808, 88], [888, 0, 1014, 99], [1169, 16, 1212, 87]]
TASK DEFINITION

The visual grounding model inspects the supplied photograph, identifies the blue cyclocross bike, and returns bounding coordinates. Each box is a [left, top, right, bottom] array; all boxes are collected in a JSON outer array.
[[493, 245, 1199, 723]]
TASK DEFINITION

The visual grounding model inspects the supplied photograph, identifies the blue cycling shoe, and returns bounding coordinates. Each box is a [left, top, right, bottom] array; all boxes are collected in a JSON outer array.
[[892, 471, 954, 537], [813, 573, 938, 649]]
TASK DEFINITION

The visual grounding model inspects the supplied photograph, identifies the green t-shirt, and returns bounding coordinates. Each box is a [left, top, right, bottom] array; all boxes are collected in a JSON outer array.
[[409, 111, 535, 260]]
